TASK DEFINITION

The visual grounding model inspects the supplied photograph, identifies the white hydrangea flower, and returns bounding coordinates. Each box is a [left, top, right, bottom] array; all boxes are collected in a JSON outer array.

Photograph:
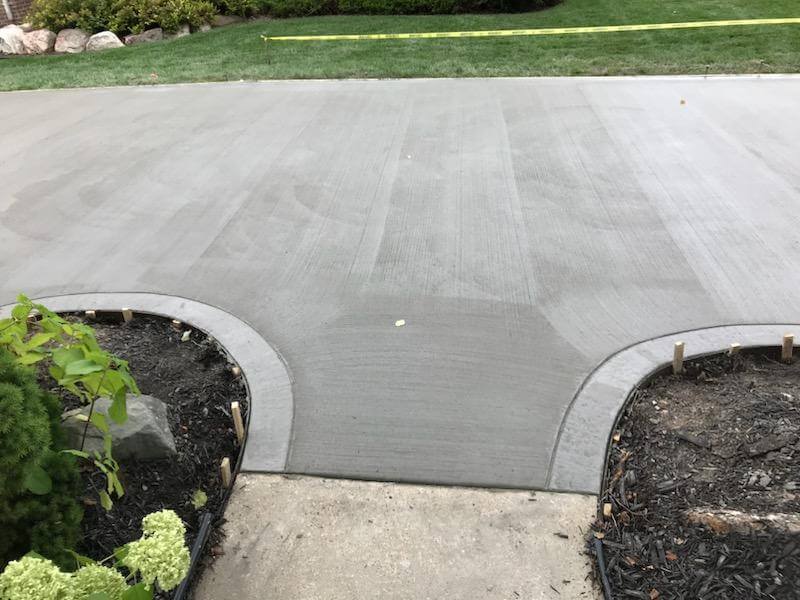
[[141, 509, 186, 539], [0, 556, 71, 600], [71, 564, 128, 600], [126, 510, 190, 592]]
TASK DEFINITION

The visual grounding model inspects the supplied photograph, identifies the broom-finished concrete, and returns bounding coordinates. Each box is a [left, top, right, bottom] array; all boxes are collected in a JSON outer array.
[[195, 474, 598, 600], [2, 76, 800, 493]]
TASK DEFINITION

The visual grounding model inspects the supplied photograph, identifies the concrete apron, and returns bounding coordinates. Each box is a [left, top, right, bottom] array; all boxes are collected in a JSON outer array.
[[196, 474, 599, 599]]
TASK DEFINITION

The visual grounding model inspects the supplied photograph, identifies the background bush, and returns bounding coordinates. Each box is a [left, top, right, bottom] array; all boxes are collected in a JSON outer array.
[[30, 0, 216, 34], [0, 349, 82, 571], [213, 0, 259, 17], [31, 0, 560, 30], [260, 0, 559, 17]]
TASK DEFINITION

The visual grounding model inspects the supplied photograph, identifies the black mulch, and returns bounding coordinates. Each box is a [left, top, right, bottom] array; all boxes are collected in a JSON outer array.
[[41, 313, 248, 599], [591, 350, 800, 599]]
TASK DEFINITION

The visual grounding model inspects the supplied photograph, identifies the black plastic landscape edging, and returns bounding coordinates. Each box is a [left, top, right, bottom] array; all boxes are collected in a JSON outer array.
[[547, 323, 800, 495]]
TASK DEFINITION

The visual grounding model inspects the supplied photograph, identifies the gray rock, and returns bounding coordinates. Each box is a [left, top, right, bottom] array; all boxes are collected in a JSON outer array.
[[20, 23, 35, 33], [55, 28, 89, 53], [165, 24, 191, 40], [23, 29, 56, 54], [0, 25, 25, 55], [62, 394, 177, 461], [86, 30, 124, 52], [212, 14, 244, 27], [124, 27, 163, 45], [199, 24, 211, 33]]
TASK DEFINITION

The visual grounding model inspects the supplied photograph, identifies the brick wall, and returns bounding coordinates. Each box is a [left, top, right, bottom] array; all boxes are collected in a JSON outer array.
[[0, 0, 34, 26]]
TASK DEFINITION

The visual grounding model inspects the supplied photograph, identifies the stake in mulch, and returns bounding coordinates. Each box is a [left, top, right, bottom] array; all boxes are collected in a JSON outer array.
[[782, 333, 794, 364], [85, 310, 96, 319], [121, 308, 133, 323], [728, 342, 741, 356], [231, 401, 245, 444], [231, 365, 241, 378], [672, 341, 685, 375], [171, 319, 182, 330], [220, 457, 231, 488], [603, 502, 613, 520]]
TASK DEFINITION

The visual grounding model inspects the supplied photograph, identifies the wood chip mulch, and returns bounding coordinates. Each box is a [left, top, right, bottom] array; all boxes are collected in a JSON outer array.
[[591, 350, 800, 599]]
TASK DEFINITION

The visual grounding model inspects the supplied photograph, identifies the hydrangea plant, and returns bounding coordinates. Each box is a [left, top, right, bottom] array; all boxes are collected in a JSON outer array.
[[124, 510, 191, 591], [0, 510, 190, 600]]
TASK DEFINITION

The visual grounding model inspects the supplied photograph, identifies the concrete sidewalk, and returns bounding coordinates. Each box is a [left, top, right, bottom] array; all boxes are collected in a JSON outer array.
[[195, 475, 598, 600], [2, 76, 800, 492]]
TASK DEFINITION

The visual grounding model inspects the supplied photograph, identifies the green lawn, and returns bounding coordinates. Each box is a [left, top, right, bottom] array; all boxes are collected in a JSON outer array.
[[1, 0, 799, 90]]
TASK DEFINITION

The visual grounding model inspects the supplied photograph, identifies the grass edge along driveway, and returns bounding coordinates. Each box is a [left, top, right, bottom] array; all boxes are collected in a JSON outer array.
[[1, 0, 800, 90]]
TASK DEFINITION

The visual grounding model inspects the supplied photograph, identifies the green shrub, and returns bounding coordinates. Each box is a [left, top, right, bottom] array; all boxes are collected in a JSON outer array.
[[257, 0, 332, 17], [213, 0, 258, 17], [259, 0, 558, 17], [29, 0, 216, 34], [0, 350, 82, 571]]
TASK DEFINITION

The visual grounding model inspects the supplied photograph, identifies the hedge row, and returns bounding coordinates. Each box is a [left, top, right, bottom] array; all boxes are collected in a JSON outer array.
[[265, 0, 560, 17], [30, 0, 560, 36]]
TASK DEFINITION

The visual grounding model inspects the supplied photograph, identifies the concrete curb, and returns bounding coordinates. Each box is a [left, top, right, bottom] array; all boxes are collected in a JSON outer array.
[[0, 292, 294, 472], [547, 324, 800, 495]]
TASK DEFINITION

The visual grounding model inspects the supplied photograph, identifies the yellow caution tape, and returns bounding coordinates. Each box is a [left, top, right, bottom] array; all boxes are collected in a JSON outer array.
[[262, 17, 800, 42]]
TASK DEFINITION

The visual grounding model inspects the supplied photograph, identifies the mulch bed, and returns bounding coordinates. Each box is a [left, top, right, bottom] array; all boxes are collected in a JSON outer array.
[[40, 313, 248, 599], [592, 349, 800, 599]]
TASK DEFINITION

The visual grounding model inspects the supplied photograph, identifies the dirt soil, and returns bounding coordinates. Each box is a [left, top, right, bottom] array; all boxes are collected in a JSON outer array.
[[42, 313, 248, 598], [593, 350, 800, 599]]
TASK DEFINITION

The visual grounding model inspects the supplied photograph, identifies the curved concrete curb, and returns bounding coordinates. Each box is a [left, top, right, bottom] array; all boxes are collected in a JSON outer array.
[[547, 324, 800, 495], [0, 293, 293, 473]]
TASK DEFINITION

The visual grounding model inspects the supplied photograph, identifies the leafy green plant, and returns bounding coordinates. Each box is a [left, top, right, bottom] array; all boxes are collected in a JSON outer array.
[[0, 349, 82, 570], [213, 0, 258, 17], [29, 0, 216, 34], [0, 510, 191, 600], [0, 295, 139, 510]]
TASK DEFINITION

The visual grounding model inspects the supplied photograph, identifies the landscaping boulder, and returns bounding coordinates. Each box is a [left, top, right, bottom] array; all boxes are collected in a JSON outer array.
[[0, 25, 25, 55], [62, 394, 177, 461], [22, 29, 56, 54], [86, 30, 124, 51], [124, 27, 163, 45], [169, 24, 191, 38], [55, 28, 89, 53], [212, 14, 244, 27]]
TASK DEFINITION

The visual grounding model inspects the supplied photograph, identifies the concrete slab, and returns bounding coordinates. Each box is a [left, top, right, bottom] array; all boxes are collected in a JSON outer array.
[[195, 474, 598, 600], [3, 76, 800, 492]]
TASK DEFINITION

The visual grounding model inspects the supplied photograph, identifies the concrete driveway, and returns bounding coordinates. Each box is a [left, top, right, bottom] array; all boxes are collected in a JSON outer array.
[[2, 76, 799, 493]]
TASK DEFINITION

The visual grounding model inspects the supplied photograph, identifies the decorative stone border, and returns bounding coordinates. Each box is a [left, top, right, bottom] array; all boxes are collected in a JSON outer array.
[[0, 292, 294, 472], [546, 324, 800, 495]]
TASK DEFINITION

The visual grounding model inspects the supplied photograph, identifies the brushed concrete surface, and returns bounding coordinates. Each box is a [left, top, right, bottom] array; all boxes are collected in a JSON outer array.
[[2, 76, 800, 492], [195, 474, 598, 600]]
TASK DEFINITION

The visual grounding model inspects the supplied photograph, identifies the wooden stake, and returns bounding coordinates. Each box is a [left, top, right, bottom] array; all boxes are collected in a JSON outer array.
[[220, 457, 231, 488], [782, 334, 794, 363], [728, 343, 741, 356], [85, 310, 96, 319], [603, 503, 613, 520], [231, 401, 245, 444], [672, 341, 685, 375], [171, 319, 182, 330], [121, 308, 133, 323], [231, 365, 241, 378]]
